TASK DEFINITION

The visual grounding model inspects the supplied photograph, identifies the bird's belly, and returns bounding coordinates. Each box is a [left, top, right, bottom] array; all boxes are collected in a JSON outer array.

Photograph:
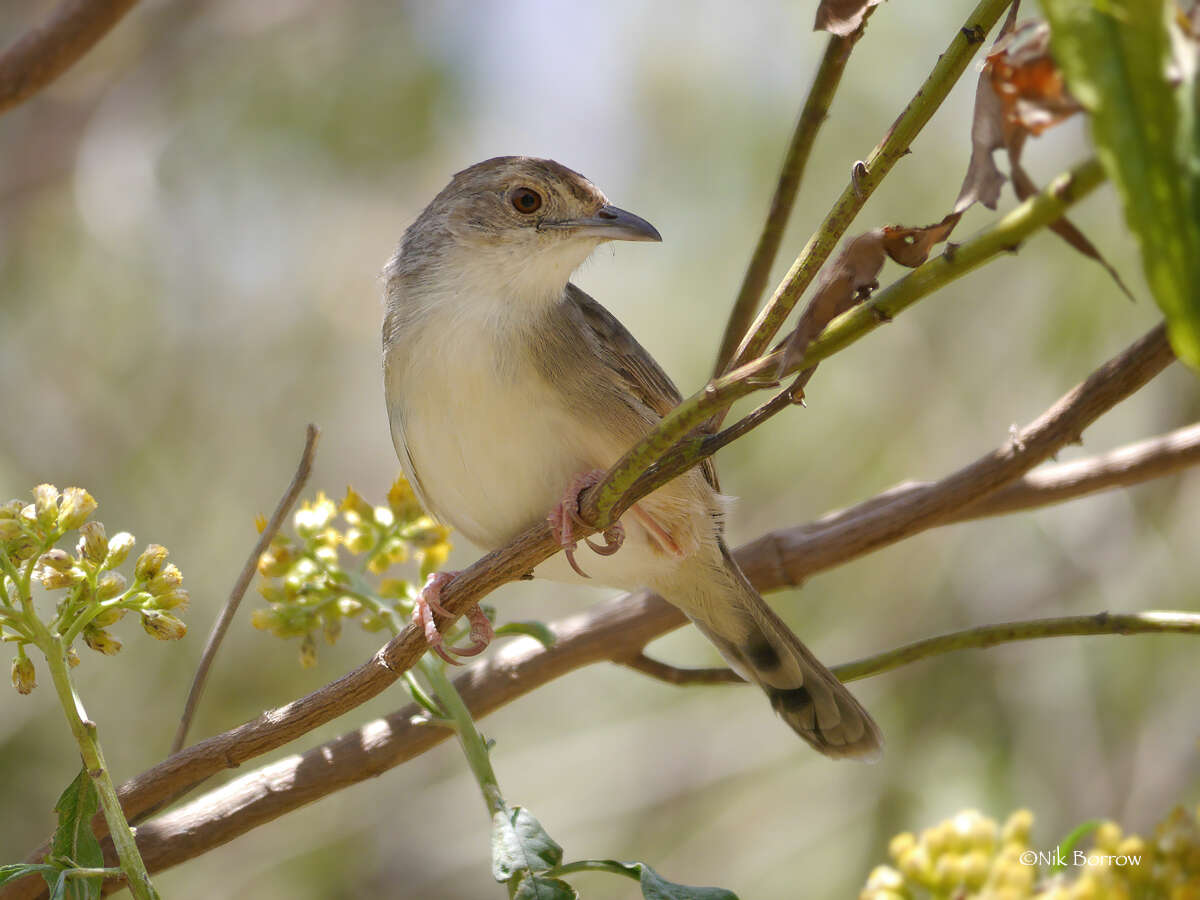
[[401, 362, 594, 549]]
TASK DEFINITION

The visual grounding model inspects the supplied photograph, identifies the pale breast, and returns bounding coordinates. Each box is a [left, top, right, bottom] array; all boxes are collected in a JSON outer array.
[[386, 310, 613, 549]]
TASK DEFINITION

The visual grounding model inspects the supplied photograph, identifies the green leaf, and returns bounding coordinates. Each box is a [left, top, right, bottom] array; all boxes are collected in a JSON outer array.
[[561, 860, 739, 900], [1044, 0, 1200, 370], [491, 806, 564, 882], [1052, 819, 1102, 872], [0, 865, 61, 888], [47, 769, 103, 899], [494, 621, 557, 648], [512, 874, 578, 900]]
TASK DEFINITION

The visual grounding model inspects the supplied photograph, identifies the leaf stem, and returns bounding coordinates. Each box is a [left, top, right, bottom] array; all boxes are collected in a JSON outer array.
[[419, 656, 505, 818], [39, 633, 159, 900]]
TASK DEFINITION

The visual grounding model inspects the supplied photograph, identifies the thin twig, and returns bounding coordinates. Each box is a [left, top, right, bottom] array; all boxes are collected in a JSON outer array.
[[832, 611, 1200, 680], [620, 653, 746, 685], [0, 0, 141, 116], [595, 158, 1108, 521], [170, 425, 320, 754], [725, 0, 1013, 374], [714, 31, 864, 375]]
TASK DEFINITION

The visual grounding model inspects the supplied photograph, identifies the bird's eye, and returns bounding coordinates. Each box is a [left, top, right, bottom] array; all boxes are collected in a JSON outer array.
[[510, 187, 543, 214]]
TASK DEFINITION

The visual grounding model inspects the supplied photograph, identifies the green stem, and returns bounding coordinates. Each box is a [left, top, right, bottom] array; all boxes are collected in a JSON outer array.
[[545, 860, 639, 880], [727, 0, 1014, 372], [39, 632, 159, 900], [419, 657, 505, 817], [585, 156, 1106, 525], [832, 610, 1200, 683], [714, 29, 864, 375]]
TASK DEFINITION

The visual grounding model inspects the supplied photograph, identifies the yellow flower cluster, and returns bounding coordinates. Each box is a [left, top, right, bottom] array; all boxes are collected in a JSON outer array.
[[252, 478, 452, 667], [1, 485, 189, 695], [861, 806, 1200, 900]]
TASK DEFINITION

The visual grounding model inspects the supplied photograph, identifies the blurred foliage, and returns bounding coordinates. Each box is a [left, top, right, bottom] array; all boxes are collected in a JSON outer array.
[[861, 806, 1200, 900], [1, 1, 1197, 899]]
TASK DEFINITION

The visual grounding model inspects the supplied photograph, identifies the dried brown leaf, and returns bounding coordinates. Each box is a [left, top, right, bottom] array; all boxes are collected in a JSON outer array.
[[814, 0, 884, 37], [778, 214, 962, 373]]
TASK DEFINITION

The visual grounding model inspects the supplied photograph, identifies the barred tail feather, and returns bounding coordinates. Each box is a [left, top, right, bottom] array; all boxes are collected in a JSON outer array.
[[659, 543, 883, 761]]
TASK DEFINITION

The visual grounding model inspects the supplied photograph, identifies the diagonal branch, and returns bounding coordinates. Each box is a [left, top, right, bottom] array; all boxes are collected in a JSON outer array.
[[78, 605, 1200, 883], [725, 0, 1014, 373], [714, 30, 865, 374], [8, 412, 1198, 897], [0, 0, 140, 116]]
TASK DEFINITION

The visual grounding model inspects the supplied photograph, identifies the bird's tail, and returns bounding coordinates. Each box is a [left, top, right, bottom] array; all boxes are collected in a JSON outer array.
[[655, 542, 883, 761]]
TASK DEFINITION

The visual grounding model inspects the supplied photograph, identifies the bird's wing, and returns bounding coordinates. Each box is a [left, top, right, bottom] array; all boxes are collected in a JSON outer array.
[[565, 284, 719, 492]]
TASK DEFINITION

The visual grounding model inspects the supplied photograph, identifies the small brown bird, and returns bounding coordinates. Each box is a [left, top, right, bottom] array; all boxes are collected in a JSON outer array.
[[382, 156, 882, 759]]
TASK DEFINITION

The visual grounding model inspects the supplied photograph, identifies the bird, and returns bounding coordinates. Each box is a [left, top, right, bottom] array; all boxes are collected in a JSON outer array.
[[382, 156, 882, 760]]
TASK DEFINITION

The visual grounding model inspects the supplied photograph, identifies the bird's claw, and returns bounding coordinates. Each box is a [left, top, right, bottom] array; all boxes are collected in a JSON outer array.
[[412, 571, 493, 665], [547, 470, 625, 577]]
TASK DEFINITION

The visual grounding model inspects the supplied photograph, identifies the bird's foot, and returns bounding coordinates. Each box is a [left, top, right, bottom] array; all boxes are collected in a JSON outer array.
[[547, 469, 625, 578], [411, 571, 494, 664]]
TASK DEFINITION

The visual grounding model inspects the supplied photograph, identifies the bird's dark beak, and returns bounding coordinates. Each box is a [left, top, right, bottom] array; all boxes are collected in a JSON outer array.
[[548, 204, 662, 243]]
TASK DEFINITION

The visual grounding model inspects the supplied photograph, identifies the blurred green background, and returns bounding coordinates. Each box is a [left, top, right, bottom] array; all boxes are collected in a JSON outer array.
[[1, 1, 1196, 897]]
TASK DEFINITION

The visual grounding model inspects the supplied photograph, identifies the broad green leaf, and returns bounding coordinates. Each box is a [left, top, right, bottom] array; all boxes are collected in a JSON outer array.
[[46, 769, 103, 899], [566, 859, 739, 900], [512, 874, 578, 900], [1044, 0, 1200, 370], [0, 865, 61, 888], [494, 621, 557, 648], [491, 806, 564, 882]]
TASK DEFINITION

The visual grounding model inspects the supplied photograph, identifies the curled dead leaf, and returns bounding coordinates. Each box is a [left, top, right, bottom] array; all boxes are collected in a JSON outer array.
[[815, 0, 884, 37]]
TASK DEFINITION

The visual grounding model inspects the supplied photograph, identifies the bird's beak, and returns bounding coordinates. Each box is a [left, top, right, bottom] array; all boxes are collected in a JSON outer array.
[[546, 205, 662, 243]]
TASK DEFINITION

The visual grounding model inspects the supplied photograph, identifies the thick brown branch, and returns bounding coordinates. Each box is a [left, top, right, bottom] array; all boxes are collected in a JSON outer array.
[[83, 605, 1200, 884], [0, 0, 140, 115]]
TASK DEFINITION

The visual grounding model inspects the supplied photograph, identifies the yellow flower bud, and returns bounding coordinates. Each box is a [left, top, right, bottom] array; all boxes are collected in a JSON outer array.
[[97, 571, 128, 600], [294, 494, 336, 537], [888, 832, 916, 863], [0, 518, 21, 542], [39, 549, 74, 572], [147, 563, 183, 595], [105, 532, 136, 568], [1002, 809, 1034, 845], [83, 627, 122, 655], [155, 588, 189, 611], [57, 487, 97, 531], [36, 562, 80, 590], [419, 542, 450, 579], [66, 647, 80, 668], [251, 608, 275, 631], [299, 632, 318, 668], [344, 528, 373, 554], [387, 477, 423, 522], [91, 606, 127, 628], [134, 544, 168, 581], [340, 487, 374, 525], [77, 521, 108, 566], [335, 596, 363, 616], [373, 505, 395, 527], [11, 655, 36, 694], [140, 610, 187, 640], [33, 484, 59, 530], [322, 613, 342, 645]]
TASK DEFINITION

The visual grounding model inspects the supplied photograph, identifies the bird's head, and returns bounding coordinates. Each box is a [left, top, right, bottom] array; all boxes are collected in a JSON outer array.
[[394, 156, 660, 303]]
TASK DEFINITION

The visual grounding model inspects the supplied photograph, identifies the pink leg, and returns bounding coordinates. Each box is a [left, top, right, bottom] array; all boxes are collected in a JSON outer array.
[[411, 571, 494, 664], [547, 470, 625, 578]]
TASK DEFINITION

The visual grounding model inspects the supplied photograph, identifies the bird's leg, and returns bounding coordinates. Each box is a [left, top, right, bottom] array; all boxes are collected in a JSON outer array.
[[547, 469, 626, 578], [411, 571, 494, 664]]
